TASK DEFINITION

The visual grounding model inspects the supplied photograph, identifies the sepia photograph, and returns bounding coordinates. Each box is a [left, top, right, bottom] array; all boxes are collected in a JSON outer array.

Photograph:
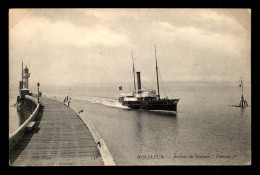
[[9, 8, 251, 166]]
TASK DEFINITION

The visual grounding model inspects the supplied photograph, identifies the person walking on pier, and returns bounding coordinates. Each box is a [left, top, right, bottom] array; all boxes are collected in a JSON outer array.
[[67, 97, 71, 107], [66, 96, 69, 106], [64, 96, 67, 106]]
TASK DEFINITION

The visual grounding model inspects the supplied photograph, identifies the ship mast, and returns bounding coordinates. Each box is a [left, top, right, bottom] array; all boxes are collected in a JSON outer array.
[[132, 50, 136, 92], [22, 62, 23, 89], [155, 44, 160, 99], [240, 77, 243, 97]]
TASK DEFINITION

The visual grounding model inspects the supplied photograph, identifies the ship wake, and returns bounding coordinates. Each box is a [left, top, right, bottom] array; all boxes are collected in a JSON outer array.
[[79, 96, 130, 109]]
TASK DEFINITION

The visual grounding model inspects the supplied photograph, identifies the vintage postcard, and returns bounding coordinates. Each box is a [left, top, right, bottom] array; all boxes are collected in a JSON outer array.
[[9, 8, 251, 166]]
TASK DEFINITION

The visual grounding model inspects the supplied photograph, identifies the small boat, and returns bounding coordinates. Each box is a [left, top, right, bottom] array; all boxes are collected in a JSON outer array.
[[118, 45, 179, 112]]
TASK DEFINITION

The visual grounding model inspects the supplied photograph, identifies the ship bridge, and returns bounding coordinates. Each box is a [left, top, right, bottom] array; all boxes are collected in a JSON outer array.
[[135, 89, 156, 98]]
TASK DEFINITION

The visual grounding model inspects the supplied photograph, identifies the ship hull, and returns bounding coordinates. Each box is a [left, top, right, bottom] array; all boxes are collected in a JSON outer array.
[[120, 99, 179, 111]]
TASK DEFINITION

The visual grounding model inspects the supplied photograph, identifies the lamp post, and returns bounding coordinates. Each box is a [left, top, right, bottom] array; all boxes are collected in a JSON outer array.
[[37, 82, 40, 103]]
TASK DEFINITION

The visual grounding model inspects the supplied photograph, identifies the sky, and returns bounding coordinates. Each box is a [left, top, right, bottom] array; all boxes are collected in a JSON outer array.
[[9, 9, 251, 88]]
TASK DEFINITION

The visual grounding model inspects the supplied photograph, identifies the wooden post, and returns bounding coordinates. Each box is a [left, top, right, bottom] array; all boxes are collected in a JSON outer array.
[[238, 78, 248, 108]]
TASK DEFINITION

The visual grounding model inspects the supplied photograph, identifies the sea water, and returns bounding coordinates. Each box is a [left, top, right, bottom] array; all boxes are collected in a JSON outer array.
[[9, 81, 251, 165]]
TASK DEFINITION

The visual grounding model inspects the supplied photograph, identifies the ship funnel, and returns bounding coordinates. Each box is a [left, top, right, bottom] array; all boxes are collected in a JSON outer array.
[[136, 72, 141, 91]]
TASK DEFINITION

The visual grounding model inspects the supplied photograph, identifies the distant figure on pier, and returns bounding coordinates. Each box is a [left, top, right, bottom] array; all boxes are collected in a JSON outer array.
[[63, 97, 67, 106], [68, 97, 71, 107], [78, 110, 84, 115]]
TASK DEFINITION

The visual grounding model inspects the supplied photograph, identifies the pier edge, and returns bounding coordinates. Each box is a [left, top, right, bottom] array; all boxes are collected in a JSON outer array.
[[50, 97, 116, 166]]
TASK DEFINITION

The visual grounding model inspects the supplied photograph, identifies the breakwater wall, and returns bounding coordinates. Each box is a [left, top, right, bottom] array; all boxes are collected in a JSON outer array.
[[70, 106, 116, 166], [9, 95, 40, 151]]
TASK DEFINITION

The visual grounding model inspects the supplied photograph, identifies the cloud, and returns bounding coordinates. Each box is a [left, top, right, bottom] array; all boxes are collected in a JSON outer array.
[[9, 9, 251, 87], [145, 20, 250, 81], [9, 11, 130, 87], [11, 14, 129, 48], [150, 21, 244, 57]]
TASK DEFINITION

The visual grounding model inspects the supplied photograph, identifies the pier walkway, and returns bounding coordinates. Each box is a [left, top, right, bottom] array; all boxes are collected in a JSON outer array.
[[9, 97, 104, 166]]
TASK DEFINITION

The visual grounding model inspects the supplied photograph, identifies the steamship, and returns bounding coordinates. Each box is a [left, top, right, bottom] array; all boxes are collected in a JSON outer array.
[[118, 46, 179, 112]]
